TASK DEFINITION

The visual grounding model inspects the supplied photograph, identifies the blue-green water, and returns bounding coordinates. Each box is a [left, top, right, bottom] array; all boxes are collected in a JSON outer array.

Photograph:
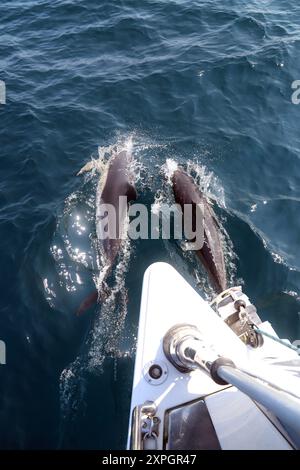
[[1, 0, 300, 449]]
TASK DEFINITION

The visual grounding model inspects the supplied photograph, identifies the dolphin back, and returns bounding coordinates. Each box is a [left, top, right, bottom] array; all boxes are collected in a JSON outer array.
[[172, 168, 227, 293]]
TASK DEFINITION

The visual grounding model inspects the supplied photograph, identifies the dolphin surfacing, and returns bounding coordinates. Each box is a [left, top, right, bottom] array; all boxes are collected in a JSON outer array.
[[76, 149, 137, 315], [171, 168, 227, 293], [96, 150, 137, 265]]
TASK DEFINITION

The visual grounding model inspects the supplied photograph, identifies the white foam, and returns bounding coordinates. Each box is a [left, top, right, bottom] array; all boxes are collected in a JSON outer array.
[[283, 290, 300, 300], [186, 159, 226, 208], [162, 158, 178, 183]]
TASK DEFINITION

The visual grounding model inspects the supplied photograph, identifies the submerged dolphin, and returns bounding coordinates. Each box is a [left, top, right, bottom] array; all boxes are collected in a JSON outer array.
[[76, 149, 137, 314], [171, 167, 227, 293]]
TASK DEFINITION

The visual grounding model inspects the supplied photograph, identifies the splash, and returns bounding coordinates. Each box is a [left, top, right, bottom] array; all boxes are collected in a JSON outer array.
[[271, 251, 285, 265], [88, 223, 133, 370], [186, 160, 226, 208], [283, 290, 300, 301], [60, 357, 86, 425], [124, 135, 133, 153], [259, 229, 291, 268], [162, 158, 178, 183], [220, 222, 239, 289], [151, 190, 166, 216]]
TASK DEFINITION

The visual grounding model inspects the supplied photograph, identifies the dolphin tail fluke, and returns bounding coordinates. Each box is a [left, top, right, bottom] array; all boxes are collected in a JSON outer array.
[[76, 159, 99, 176]]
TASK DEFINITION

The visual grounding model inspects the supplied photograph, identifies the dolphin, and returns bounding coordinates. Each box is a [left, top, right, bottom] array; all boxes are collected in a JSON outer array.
[[76, 149, 137, 315], [171, 167, 227, 293]]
